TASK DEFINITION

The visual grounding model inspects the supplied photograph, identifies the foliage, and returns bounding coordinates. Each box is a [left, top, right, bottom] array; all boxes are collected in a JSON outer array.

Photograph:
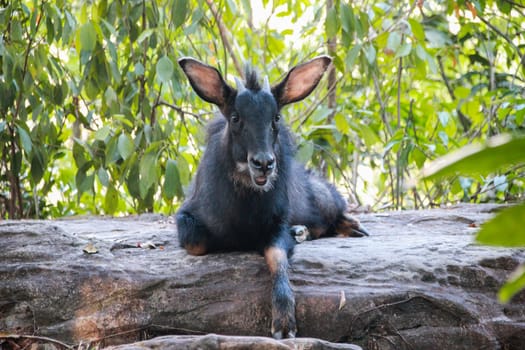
[[421, 134, 525, 302], [1, 0, 525, 218]]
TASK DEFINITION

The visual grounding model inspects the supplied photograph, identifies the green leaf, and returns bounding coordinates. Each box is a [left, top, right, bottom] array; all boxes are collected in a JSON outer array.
[[499, 265, 525, 303], [172, 0, 188, 28], [73, 141, 88, 169], [454, 86, 470, 99], [76, 171, 94, 196], [408, 18, 425, 42], [395, 43, 412, 58], [118, 133, 134, 160], [98, 167, 110, 187], [387, 31, 402, 53], [415, 44, 437, 74], [164, 159, 183, 200], [104, 184, 119, 215], [139, 152, 157, 198], [135, 62, 145, 76], [176, 154, 191, 186], [334, 114, 350, 134], [346, 44, 362, 70], [340, 4, 354, 35], [137, 29, 154, 45], [411, 147, 427, 169], [156, 56, 174, 83], [94, 125, 111, 140], [360, 124, 381, 147], [78, 22, 97, 52], [325, 7, 338, 38], [438, 111, 449, 127], [17, 126, 32, 154], [425, 28, 451, 48], [126, 159, 141, 199], [421, 135, 525, 180], [476, 202, 525, 247], [364, 44, 376, 64], [497, 0, 512, 14], [30, 149, 45, 184]]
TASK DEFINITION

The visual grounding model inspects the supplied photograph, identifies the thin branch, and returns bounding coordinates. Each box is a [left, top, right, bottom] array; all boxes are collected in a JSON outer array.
[[1, 335, 73, 349], [351, 136, 361, 206], [396, 55, 403, 128], [8, 2, 46, 218], [205, 0, 243, 77], [156, 101, 205, 121], [295, 75, 345, 129], [372, 70, 393, 137], [313, 143, 358, 203], [138, 0, 148, 122], [408, 99, 419, 144], [326, 0, 337, 125], [151, 83, 163, 126], [363, 1, 418, 45], [436, 56, 472, 132], [503, 0, 525, 8], [478, 12, 523, 59]]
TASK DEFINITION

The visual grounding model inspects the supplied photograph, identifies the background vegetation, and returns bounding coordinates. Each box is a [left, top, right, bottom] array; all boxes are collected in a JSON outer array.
[[1, 0, 524, 219]]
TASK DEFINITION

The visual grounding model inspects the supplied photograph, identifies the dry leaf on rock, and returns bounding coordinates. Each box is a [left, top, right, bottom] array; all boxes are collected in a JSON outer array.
[[82, 243, 98, 254]]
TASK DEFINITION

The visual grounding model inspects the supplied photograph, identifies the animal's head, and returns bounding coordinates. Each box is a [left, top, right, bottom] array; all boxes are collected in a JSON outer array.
[[178, 56, 332, 192]]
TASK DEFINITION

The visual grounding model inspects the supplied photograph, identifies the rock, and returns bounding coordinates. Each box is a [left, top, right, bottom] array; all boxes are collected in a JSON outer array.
[[105, 334, 362, 350], [1, 204, 524, 349]]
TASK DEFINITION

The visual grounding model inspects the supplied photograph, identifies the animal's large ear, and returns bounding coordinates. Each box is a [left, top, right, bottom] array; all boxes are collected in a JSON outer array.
[[272, 55, 332, 107], [178, 58, 234, 107]]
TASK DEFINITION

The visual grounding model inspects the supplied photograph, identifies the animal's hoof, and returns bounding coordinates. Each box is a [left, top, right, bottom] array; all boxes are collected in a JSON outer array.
[[271, 302, 297, 340], [272, 331, 283, 340], [291, 225, 310, 243], [336, 212, 371, 237], [271, 326, 297, 340], [350, 222, 370, 237]]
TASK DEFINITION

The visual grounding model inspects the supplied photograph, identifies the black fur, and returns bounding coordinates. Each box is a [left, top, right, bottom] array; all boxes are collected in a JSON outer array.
[[176, 56, 365, 338], [177, 116, 295, 253]]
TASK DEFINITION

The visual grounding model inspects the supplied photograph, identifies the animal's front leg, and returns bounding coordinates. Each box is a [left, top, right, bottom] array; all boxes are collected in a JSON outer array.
[[264, 233, 296, 339], [176, 210, 211, 256]]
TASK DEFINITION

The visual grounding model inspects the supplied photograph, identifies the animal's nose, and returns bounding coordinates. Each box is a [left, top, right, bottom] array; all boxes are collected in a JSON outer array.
[[250, 153, 275, 172]]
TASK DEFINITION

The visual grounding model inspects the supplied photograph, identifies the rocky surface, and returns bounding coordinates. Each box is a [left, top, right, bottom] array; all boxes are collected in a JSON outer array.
[[105, 334, 362, 350], [1, 204, 524, 349]]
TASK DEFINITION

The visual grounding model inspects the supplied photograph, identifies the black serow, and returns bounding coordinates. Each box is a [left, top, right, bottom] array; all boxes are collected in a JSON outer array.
[[176, 56, 369, 339]]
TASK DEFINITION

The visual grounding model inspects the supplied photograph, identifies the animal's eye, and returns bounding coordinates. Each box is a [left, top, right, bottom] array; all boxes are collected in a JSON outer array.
[[274, 114, 281, 123], [231, 112, 240, 123]]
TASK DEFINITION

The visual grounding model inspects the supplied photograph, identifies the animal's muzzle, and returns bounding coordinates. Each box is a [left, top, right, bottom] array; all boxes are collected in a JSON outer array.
[[249, 152, 275, 186]]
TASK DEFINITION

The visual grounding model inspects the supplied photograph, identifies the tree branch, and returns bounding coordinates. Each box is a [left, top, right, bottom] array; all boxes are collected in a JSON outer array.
[[372, 70, 393, 137], [326, 0, 337, 123], [1, 335, 72, 349], [396, 55, 403, 128], [503, 0, 525, 9], [138, 0, 148, 122], [9, 2, 46, 218], [478, 12, 524, 59], [155, 101, 205, 121], [436, 56, 472, 132], [205, 0, 243, 77]]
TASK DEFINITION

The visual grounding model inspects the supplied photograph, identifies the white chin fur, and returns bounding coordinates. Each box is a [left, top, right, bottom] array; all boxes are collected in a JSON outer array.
[[233, 162, 276, 192]]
